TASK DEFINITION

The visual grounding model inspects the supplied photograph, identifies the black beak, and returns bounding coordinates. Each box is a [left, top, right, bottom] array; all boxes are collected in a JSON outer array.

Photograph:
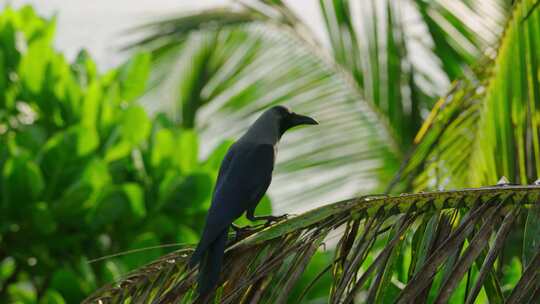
[[290, 113, 319, 126]]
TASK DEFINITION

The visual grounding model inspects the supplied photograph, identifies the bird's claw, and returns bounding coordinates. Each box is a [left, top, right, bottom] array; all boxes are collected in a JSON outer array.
[[231, 224, 261, 242], [264, 214, 289, 226]]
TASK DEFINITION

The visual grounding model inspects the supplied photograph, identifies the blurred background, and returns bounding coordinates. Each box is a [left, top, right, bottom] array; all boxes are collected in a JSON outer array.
[[6, 1, 324, 68], [1, 0, 537, 303]]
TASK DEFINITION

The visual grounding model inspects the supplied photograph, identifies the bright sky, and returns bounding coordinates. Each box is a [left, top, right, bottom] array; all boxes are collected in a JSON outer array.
[[4, 0, 325, 69]]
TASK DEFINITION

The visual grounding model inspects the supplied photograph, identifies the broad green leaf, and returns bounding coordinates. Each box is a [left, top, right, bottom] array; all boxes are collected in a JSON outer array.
[[173, 172, 213, 210], [176, 225, 199, 244], [56, 158, 111, 217], [501, 257, 522, 293], [31, 202, 57, 235], [145, 215, 177, 239], [104, 140, 131, 162], [202, 139, 233, 171], [72, 50, 98, 86], [18, 35, 52, 93], [14, 124, 47, 152], [176, 129, 198, 174], [0, 257, 16, 282], [2, 154, 44, 205], [81, 82, 101, 129], [121, 232, 161, 270], [39, 289, 66, 304], [101, 260, 124, 284], [42, 125, 99, 158], [118, 52, 151, 101], [120, 105, 151, 145], [77, 257, 97, 294], [50, 268, 85, 303], [39, 126, 98, 197], [7, 281, 36, 304], [150, 128, 176, 172], [122, 183, 146, 219], [156, 170, 185, 211], [88, 186, 131, 228], [289, 250, 333, 302]]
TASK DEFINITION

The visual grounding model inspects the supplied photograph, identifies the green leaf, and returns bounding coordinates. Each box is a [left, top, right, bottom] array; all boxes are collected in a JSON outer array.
[[2, 154, 44, 205], [121, 232, 161, 270], [202, 139, 233, 171], [56, 158, 111, 217], [0, 257, 16, 282], [122, 183, 146, 219], [31, 202, 57, 235], [523, 205, 540, 267], [118, 52, 151, 101], [289, 250, 333, 302], [145, 215, 177, 239], [39, 126, 98, 197], [50, 269, 85, 303], [14, 125, 48, 152], [7, 281, 36, 304], [174, 172, 213, 210], [88, 187, 130, 228], [41, 125, 99, 159], [104, 140, 131, 162], [101, 260, 123, 284], [150, 128, 176, 171], [39, 289, 66, 304], [18, 34, 52, 93], [501, 257, 522, 293], [120, 105, 151, 145], [81, 81, 101, 129], [176, 225, 199, 244], [72, 50, 98, 86], [176, 129, 198, 174], [76, 257, 97, 294]]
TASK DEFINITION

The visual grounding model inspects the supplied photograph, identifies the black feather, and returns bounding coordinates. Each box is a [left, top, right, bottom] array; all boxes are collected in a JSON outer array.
[[190, 142, 275, 296]]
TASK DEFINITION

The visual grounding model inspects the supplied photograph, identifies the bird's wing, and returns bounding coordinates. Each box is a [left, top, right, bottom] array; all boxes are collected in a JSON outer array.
[[192, 143, 275, 260]]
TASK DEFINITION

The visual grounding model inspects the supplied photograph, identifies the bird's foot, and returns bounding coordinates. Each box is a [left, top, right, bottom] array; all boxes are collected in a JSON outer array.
[[231, 224, 260, 242], [263, 214, 289, 227]]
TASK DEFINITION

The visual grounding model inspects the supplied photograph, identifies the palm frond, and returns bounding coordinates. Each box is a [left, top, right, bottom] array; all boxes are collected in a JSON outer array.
[[122, 0, 513, 213], [133, 20, 400, 212], [401, 0, 540, 191], [84, 185, 540, 303], [317, 0, 509, 151]]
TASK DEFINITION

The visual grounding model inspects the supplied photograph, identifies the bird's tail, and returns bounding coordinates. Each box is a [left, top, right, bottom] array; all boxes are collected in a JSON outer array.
[[195, 229, 228, 297]]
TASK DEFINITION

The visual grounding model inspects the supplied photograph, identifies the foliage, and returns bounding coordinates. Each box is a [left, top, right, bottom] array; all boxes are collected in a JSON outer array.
[[84, 0, 540, 303], [402, 0, 540, 190], [0, 6, 246, 303], [85, 185, 540, 303], [127, 0, 511, 210], [2, 0, 539, 302]]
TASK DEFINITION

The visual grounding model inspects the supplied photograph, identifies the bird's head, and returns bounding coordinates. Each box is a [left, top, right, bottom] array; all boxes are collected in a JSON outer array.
[[243, 105, 318, 144], [269, 105, 318, 136]]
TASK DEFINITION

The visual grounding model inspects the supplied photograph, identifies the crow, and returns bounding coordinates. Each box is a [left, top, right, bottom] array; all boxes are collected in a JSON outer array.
[[188, 105, 318, 298]]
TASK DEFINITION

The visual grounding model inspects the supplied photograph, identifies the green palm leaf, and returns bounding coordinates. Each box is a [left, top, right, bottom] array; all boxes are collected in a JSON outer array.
[[402, 0, 540, 191], [124, 0, 512, 210], [83, 185, 540, 303]]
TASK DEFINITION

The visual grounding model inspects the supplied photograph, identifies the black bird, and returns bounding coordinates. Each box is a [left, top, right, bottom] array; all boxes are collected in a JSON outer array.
[[188, 105, 318, 298]]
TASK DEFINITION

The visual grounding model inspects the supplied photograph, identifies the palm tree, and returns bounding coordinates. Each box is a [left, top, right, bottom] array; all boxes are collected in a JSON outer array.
[[125, 0, 512, 211], [85, 0, 540, 302]]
